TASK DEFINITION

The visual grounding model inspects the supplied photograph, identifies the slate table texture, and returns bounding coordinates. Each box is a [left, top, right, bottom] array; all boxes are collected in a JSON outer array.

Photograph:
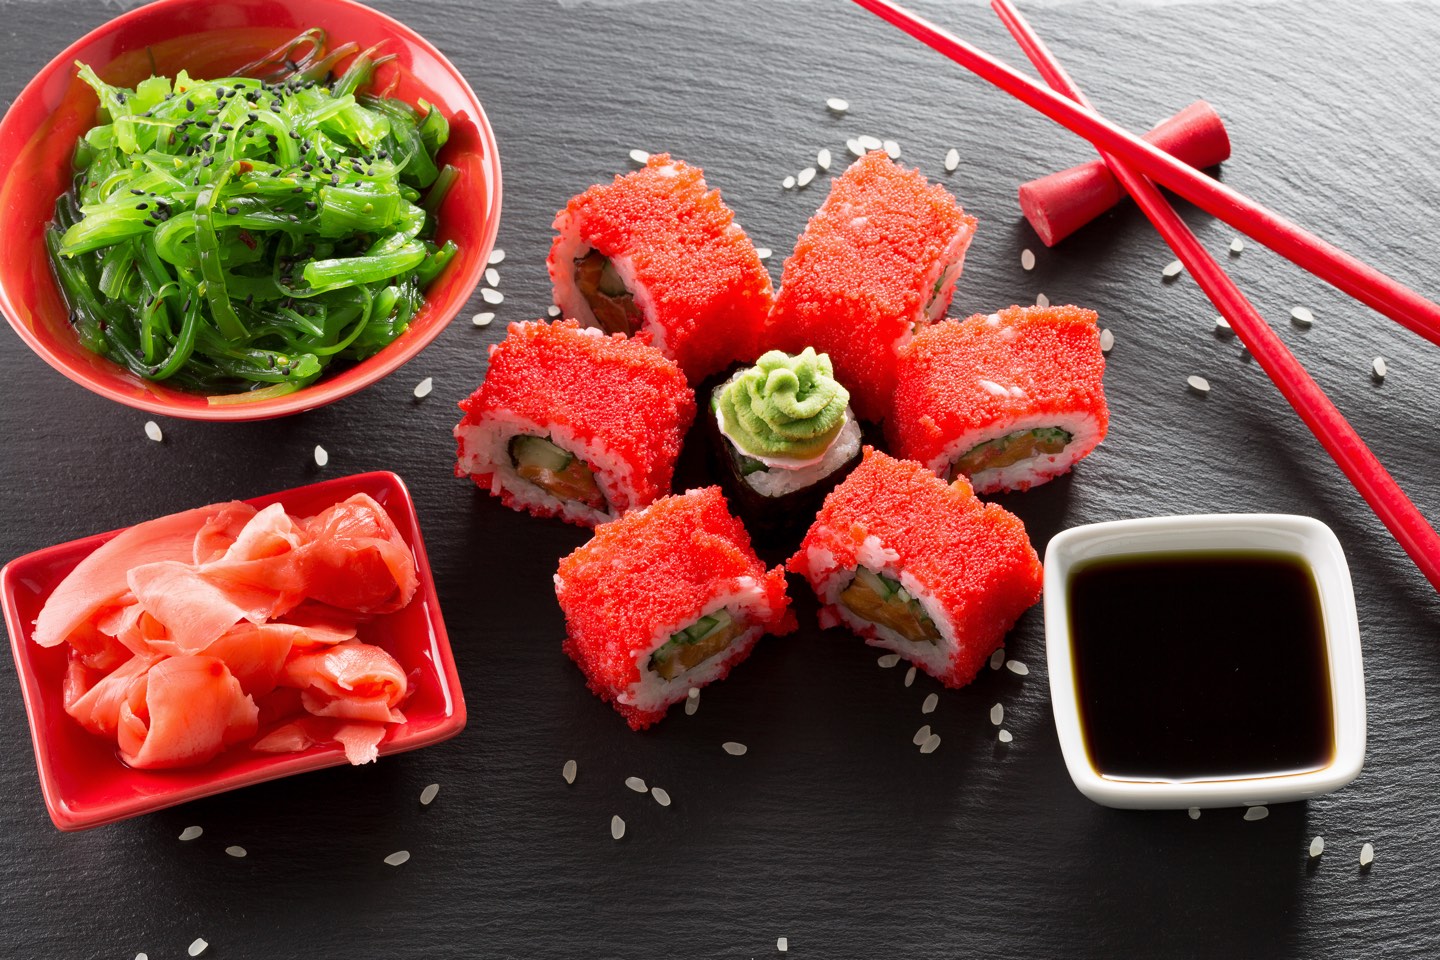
[[2, 0, 1439, 957]]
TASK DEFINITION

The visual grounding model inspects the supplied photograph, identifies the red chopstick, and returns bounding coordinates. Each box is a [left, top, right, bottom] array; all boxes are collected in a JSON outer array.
[[984, 0, 1440, 592], [848, 0, 1440, 351]]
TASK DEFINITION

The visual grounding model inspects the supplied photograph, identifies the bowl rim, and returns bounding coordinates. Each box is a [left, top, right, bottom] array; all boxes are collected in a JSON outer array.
[[0, 470, 467, 830], [0, 0, 501, 421], [1042, 513, 1366, 810]]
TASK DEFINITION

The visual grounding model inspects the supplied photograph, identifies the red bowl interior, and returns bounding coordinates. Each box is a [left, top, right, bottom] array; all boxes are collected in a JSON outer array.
[[0, 0, 501, 421], [1, 471, 466, 831]]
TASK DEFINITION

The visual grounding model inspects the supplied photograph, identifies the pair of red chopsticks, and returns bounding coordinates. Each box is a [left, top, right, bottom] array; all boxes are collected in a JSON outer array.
[[850, 0, 1440, 594]]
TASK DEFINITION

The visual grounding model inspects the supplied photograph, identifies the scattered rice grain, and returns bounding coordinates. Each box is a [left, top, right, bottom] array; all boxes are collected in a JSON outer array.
[[1020, 248, 1036, 271], [912, 724, 931, 746], [420, 783, 440, 806], [877, 653, 901, 668], [1360, 842, 1374, 866], [685, 689, 700, 715], [1373, 356, 1387, 380], [998, 729, 1013, 744], [473, 312, 495, 326], [688, 686, 700, 700], [384, 850, 411, 866], [1290, 306, 1315, 327], [413, 377, 433, 399], [944, 148, 959, 172], [846, 138, 865, 158], [1244, 805, 1269, 821], [1187, 374, 1211, 395], [144, 420, 163, 442], [179, 826, 203, 841], [826, 97, 849, 113], [903, 665, 916, 687], [778, 937, 789, 953], [1229, 237, 1244, 254], [1188, 807, 1201, 820], [225, 845, 247, 858], [990, 703, 1003, 726], [313, 445, 328, 467], [1162, 259, 1184, 279], [857, 135, 882, 151], [882, 139, 901, 158], [547, 305, 561, 317], [919, 733, 941, 754], [817, 148, 831, 171], [481, 288, 504, 305], [188, 939, 208, 957], [1099, 328, 1114, 353], [1214, 316, 1233, 336], [797, 167, 816, 187], [921, 693, 939, 715], [756, 247, 773, 261], [990, 648, 1005, 670], [628, 149, 650, 164], [563, 759, 577, 784], [1005, 660, 1029, 676], [485, 267, 500, 287], [137, 954, 148, 960], [488, 248, 506, 265], [782, 175, 796, 190], [611, 815, 626, 840], [722, 741, 748, 756], [1310, 835, 1325, 858], [651, 787, 671, 807], [1036, 292, 1049, 308], [625, 776, 648, 793]]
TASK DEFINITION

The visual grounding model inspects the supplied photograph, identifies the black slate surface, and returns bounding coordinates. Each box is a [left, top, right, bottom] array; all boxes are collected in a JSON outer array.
[[3, 1, 1440, 957]]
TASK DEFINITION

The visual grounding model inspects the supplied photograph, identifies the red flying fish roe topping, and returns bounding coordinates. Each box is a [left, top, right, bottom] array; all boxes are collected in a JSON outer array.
[[455, 320, 696, 522], [788, 448, 1042, 688], [556, 488, 796, 730], [767, 152, 978, 422], [887, 305, 1109, 473], [548, 154, 774, 381]]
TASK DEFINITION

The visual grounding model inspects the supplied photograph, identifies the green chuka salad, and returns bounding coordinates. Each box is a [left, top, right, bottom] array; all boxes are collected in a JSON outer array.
[[47, 31, 460, 397]]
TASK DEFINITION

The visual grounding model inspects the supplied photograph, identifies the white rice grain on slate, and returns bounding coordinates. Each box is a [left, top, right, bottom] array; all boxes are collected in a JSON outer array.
[[990, 648, 1006, 670], [188, 939, 208, 957], [488, 248, 506, 265], [877, 653, 901, 668], [998, 729, 1013, 744], [847, 138, 865, 158], [1187, 375, 1211, 395], [563, 760, 577, 784], [629, 149, 650, 164], [651, 787, 671, 807], [547, 305, 561, 317], [817, 148, 832, 171], [1099, 328, 1114, 353], [756, 247, 773, 260], [473, 312, 495, 326], [1244, 806, 1269, 821], [858, 135, 883, 151], [913, 724, 931, 746], [1020, 248, 1036, 271], [481, 288, 504, 305], [144, 421, 163, 442], [797, 167, 816, 188], [179, 826, 203, 841], [782, 175, 796, 190], [944, 148, 959, 172], [685, 691, 700, 716], [485, 267, 500, 288], [920, 733, 941, 754], [1229, 238, 1244, 254], [778, 936, 789, 953], [137, 954, 148, 960], [1310, 835, 1325, 858], [1005, 660, 1029, 676], [384, 850, 411, 866], [225, 845, 247, 858], [826, 97, 849, 113], [990, 703, 1004, 726], [1214, 316, 1233, 336], [921, 693, 939, 715], [1360, 842, 1374, 866], [625, 776, 648, 793], [688, 686, 700, 700], [1373, 356, 1388, 380], [1162, 259, 1184, 279], [882, 139, 901, 158], [904, 665, 916, 687], [723, 741, 748, 756], [420, 783, 440, 806], [413, 377, 433, 399], [611, 815, 626, 840], [1188, 807, 1201, 820], [313, 445, 328, 467], [1291, 306, 1315, 327], [1036, 292, 1050, 308]]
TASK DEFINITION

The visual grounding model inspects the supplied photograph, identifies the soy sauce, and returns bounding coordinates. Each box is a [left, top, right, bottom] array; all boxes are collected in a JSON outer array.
[[1068, 551, 1333, 782]]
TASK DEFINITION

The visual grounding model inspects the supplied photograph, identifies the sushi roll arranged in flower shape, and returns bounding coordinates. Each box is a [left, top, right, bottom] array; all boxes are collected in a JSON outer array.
[[888, 304, 1109, 494], [789, 449, 1042, 688], [707, 347, 862, 536], [767, 151, 978, 422], [454, 319, 696, 527], [548, 154, 774, 382], [556, 487, 796, 730]]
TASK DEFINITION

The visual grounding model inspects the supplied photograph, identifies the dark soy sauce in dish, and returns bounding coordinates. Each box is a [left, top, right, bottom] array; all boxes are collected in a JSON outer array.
[[1068, 551, 1333, 783]]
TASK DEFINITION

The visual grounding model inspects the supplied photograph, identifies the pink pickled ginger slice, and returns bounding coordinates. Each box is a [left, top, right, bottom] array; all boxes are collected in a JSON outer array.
[[299, 494, 417, 614], [118, 657, 258, 769], [283, 642, 407, 723]]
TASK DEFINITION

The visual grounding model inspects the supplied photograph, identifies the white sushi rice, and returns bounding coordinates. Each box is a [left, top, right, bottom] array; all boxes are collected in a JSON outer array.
[[882, 139, 901, 158], [1162, 259, 1184, 279], [1214, 316, 1233, 337], [990, 703, 1003, 725], [847, 138, 865, 158], [384, 850, 411, 866], [547, 305, 562, 317], [1006, 660, 1029, 676], [817, 148, 831, 171], [144, 420, 163, 442], [1244, 805, 1269, 821], [1291, 306, 1315, 327], [1099, 328, 1114, 353], [225, 845, 247, 858], [611, 815, 626, 840], [413, 377, 433, 399], [1187, 375, 1211, 395], [778, 936, 789, 952], [473, 312, 495, 326], [783, 175, 796, 190], [1360, 842, 1374, 866], [1373, 356, 1388, 380], [858, 135, 883, 151], [625, 776, 648, 793], [990, 648, 1005, 670], [188, 939, 208, 957], [919, 733, 941, 754], [629, 149, 650, 164], [455, 410, 636, 526], [921, 405, 1106, 495], [179, 826, 203, 841], [877, 653, 901, 668], [420, 783, 440, 805], [723, 742, 748, 756], [488, 248, 506, 265], [921, 693, 939, 714], [944, 148, 959, 172], [485, 268, 500, 288], [998, 729, 1013, 743], [1310, 836, 1325, 857], [1036, 292, 1049, 308], [563, 760, 578, 784], [1188, 807, 1201, 820], [826, 98, 849, 113], [798, 167, 817, 187], [904, 665, 916, 687], [1229, 238, 1244, 254], [913, 724, 931, 745], [481, 288, 504, 305], [313, 445, 328, 467], [652, 787, 672, 807], [726, 411, 862, 500], [1020, 248, 1036, 271], [756, 247, 773, 260]]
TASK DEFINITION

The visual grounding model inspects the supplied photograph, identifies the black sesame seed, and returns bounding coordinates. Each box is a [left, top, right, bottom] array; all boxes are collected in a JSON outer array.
[[201, 156, 213, 167], [185, 99, 195, 111], [304, 200, 317, 211], [135, 202, 148, 210], [142, 218, 155, 227], [226, 206, 238, 215], [130, 188, 145, 195]]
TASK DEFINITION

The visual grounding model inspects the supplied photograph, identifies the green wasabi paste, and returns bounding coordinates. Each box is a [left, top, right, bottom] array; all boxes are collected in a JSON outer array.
[[716, 348, 849, 461]]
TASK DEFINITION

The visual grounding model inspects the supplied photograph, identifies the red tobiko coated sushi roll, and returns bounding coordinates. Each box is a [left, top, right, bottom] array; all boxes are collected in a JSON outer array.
[[454, 320, 696, 527], [766, 152, 978, 422], [788, 448, 1042, 688], [548, 154, 774, 382], [556, 487, 796, 730], [887, 305, 1109, 494]]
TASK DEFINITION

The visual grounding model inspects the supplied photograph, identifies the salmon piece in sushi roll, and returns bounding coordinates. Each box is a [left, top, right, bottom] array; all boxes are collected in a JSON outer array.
[[767, 152, 978, 422], [548, 154, 773, 382], [789, 449, 1042, 688], [888, 305, 1109, 493], [454, 320, 695, 527], [556, 487, 796, 730]]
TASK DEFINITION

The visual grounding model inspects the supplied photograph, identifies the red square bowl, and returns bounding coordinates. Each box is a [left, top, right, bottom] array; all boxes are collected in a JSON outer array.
[[1, 471, 466, 830]]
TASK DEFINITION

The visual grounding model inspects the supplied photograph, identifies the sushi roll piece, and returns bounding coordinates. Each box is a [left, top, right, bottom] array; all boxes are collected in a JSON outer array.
[[454, 319, 696, 527], [556, 488, 797, 730], [887, 305, 1109, 493], [789, 448, 1042, 688], [548, 154, 773, 382], [705, 347, 862, 538], [767, 152, 978, 422]]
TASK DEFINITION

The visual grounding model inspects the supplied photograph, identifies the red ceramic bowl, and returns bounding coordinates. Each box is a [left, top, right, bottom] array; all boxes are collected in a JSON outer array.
[[1, 471, 466, 831], [0, 0, 501, 421]]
